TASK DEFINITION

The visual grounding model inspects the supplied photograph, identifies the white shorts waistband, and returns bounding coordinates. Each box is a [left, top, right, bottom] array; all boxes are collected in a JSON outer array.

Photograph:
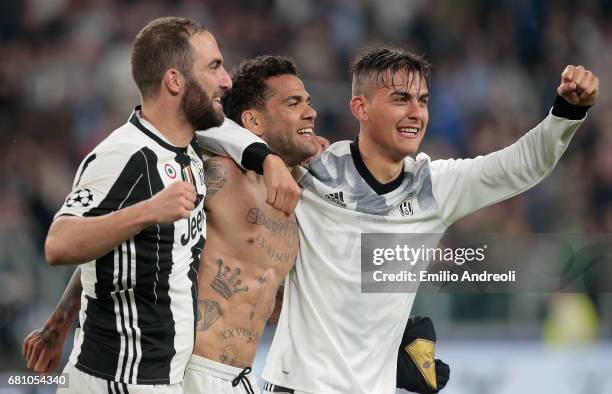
[[186, 354, 249, 381]]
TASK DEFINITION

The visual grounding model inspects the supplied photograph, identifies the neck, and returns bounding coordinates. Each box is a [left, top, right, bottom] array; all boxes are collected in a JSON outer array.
[[357, 133, 404, 184], [140, 100, 194, 148]]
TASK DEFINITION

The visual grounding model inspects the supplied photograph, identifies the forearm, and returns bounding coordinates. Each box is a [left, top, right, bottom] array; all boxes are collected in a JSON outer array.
[[44, 267, 82, 335], [492, 96, 586, 175], [45, 200, 154, 265], [197, 119, 272, 174], [442, 97, 586, 224]]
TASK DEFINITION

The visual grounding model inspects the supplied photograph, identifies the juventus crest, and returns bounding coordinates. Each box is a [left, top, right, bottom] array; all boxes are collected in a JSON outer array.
[[399, 194, 414, 217]]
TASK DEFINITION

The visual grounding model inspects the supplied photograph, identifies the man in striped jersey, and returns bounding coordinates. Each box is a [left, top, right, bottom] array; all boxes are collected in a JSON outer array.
[[24, 55, 320, 393], [27, 17, 297, 394]]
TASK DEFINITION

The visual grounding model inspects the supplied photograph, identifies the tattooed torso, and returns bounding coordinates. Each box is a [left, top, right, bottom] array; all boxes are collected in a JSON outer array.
[[194, 156, 298, 367]]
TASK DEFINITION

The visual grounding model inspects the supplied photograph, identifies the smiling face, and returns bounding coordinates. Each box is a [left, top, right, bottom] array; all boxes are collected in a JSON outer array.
[[360, 69, 429, 161], [257, 74, 319, 166], [181, 31, 232, 130]]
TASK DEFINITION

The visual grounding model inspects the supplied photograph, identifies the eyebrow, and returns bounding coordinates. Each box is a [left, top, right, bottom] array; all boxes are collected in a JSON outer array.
[[390, 90, 429, 100], [208, 57, 223, 68], [283, 95, 311, 103]]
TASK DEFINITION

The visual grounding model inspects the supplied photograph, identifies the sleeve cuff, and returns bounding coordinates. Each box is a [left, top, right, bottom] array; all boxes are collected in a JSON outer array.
[[241, 142, 273, 174], [551, 95, 590, 120]]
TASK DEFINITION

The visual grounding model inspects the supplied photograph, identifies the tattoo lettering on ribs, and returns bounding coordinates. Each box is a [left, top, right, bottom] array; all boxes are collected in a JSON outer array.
[[211, 259, 248, 299], [254, 234, 296, 264], [218, 327, 261, 344], [246, 208, 297, 241], [196, 299, 221, 331]]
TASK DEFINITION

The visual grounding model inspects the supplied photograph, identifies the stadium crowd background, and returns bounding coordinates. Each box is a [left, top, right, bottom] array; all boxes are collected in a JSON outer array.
[[1, 0, 611, 392]]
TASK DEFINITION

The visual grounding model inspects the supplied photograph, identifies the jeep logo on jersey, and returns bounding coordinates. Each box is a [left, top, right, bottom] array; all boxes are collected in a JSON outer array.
[[165, 163, 177, 179], [399, 197, 414, 217], [181, 209, 203, 245]]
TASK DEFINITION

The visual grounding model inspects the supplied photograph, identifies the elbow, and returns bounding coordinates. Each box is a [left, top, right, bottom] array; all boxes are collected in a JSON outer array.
[[45, 237, 62, 266], [45, 233, 71, 266]]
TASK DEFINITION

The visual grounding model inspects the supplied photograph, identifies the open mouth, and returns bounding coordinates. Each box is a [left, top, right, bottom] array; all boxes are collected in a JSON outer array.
[[397, 126, 419, 138], [212, 96, 222, 108], [297, 127, 314, 137]]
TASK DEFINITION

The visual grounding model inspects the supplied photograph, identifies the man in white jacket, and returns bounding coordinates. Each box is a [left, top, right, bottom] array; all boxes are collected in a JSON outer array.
[[200, 47, 599, 394]]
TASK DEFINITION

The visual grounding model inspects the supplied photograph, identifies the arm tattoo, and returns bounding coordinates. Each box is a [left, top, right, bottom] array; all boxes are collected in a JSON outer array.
[[41, 327, 59, 348], [50, 267, 83, 327], [196, 299, 221, 331], [39, 267, 82, 350], [203, 159, 230, 203]]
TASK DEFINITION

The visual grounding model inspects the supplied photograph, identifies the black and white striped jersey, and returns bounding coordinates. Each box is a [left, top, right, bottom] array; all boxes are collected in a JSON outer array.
[[55, 106, 205, 385]]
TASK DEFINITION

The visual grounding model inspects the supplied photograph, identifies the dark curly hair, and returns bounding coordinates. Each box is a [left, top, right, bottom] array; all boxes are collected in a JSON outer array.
[[222, 55, 297, 125], [350, 47, 431, 97]]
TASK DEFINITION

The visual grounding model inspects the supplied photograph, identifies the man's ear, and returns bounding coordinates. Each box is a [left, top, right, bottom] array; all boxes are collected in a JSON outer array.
[[241, 110, 264, 136], [350, 95, 368, 123], [163, 68, 183, 96]]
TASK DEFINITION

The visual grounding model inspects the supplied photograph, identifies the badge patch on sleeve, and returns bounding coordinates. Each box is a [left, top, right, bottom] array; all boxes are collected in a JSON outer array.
[[66, 188, 94, 208]]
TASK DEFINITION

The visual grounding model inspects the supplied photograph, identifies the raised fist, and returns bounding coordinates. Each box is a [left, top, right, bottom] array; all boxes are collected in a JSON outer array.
[[557, 65, 599, 106], [146, 181, 197, 224]]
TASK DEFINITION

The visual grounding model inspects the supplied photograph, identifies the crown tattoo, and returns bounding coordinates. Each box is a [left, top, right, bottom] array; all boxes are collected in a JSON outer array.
[[211, 259, 248, 299]]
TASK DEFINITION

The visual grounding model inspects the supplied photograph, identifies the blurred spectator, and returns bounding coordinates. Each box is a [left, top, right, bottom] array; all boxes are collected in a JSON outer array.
[[2, 0, 611, 373]]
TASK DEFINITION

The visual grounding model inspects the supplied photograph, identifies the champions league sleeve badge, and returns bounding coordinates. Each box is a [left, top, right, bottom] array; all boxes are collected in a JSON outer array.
[[66, 188, 94, 208]]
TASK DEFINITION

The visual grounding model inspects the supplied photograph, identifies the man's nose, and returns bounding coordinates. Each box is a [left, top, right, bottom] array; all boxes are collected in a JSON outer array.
[[218, 67, 232, 90]]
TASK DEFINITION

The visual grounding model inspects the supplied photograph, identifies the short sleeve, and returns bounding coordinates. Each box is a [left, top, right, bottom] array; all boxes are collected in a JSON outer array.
[[55, 147, 147, 219]]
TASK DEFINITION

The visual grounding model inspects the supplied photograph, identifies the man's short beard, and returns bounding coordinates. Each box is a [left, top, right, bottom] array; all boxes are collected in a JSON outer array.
[[181, 76, 224, 131], [265, 130, 318, 167]]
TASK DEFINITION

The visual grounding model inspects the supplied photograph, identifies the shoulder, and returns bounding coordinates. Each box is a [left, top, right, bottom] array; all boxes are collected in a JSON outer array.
[[76, 123, 149, 174], [94, 122, 148, 158], [302, 140, 351, 170], [426, 153, 456, 174], [203, 155, 241, 178], [325, 140, 352, 156], [203, 156, 241, 203]]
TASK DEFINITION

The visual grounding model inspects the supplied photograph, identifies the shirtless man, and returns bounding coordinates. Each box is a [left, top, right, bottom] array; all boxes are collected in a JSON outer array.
[[184, 56, 320, 393], [23, 55, 319, 393]]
